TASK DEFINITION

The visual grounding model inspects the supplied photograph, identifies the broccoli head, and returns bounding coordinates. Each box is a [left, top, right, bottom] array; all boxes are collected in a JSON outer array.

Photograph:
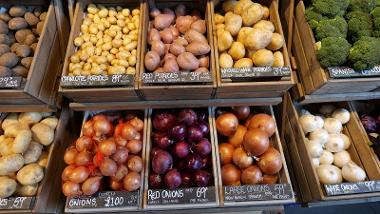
[[316, 37, 351, 68], [312, 0, 350, 17], [315, 16, 348, 40], [348, 0, 377, 13], [346, 11, 373, 42], [371, 7, 380, 37], [305, 6, 326, 29], [349, 36, 380, 70]]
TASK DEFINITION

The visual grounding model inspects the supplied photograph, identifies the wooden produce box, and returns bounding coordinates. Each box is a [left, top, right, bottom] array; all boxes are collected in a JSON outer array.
[[143, 108, 220, 210], [64, 109, 148, 213], [0, 0, 64, 110], [283, 93, 380, 202], [211, 106, 295, 207], [0, 108, 71, 213], [60, 0, 144, 103], [138, 0, 216, 101], [294, 1, 380, 95], [211, 0, 294, 99]]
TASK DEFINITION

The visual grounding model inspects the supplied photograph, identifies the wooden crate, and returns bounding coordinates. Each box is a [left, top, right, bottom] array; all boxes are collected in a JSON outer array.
[[294, 1, 380, 95], [211, 0, 294, 99], [0, 107, 71, 213], [279, 0, 295, 54], [138, 0, 216, 101], [211, 106, 295, 207], [60, 0, 144, 103], [283, 93, 380, 202], [0, 0, 64, 110]]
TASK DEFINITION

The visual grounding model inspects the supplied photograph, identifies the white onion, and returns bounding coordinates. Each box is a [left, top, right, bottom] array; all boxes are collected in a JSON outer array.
[[342, 162, 366, 182], [319, 150, 334, 165], [333, 150, 351, 168], [325, 134, 345, 153], [300, 114, 320, 133], [320, 104, 336, 116], [312, 158, 320, 167], [306, 140, 324, 158], [315, 116, 324, 129], [316, 164, 342, 184], [340, 133, 351, 149], [332, 108, 350, 124], [324, 118, 343, 134], [309, 128, 329, 145]]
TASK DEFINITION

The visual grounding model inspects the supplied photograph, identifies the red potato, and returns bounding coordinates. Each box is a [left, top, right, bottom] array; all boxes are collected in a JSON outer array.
[[169, 43, 186, 56], [190, 20, 206, 34], [154, 14, 174, 30], [148, 28, 161, 45], [169, 26, 179, 39], [160, 28, 174, 44], [151, 40, 165, 56], [176, 16, 194, 34], [186, 42, 210, 55], [174, 37, 188, 46], [177, 52, 200, 70], [164, 53, 176, 62], [163, 58, 179, 72], [184, 29, 207, 43], [164, 44, 171, 55], [145, 51, 161, 71], [163, 8, 175, 20], [199, 55, 209, 68]]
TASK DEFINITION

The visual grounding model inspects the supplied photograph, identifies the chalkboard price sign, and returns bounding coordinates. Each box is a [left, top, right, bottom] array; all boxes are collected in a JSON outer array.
[[147, 186, 216, 208], [60, 74, 134, 88], [221, 66, 291, 82], [65, 191, 139, 212], [324, 180, 380, 196], [328, 66, 380, 78], [142, 71, 213, 84], [0, 76, 22, 89], [223, 184, 293, 203], [0, 197, 34, 210]]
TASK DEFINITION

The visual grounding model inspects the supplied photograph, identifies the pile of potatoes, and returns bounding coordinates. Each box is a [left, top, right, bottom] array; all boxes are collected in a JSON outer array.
[[215, 0, 285, 68], [0, 6, 46, 78], [68, 4, 140, 76], [144, 4, 211, 73], [0, 112, 58, 198]]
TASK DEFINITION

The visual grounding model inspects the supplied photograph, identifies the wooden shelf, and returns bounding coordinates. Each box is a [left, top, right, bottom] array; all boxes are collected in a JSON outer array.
[[0, 104, 56, 112], [295, 91, 380, 104]]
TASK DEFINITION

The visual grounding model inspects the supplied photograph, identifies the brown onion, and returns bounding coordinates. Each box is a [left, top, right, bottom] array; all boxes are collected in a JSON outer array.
[[112, 165, 129, 181], [261, 174, 278, 184], [232, 106, 250, 120], [216, 113, 239, 136], [82, 176, 102, 195], [221, 164, 241, 185], [62, 181, 82, 197], [233, 147, 253, 169], [248, 114, 276, 137], [134, 132, 142, 140], [83, 120, 94, 137], [62, 165, 76, 182], [112, 147, 129, 164], [229, 125, 247, 147], [219, 143, 234, 165], [115, 136, 127, 146], [121, 124, 137, 140], [99, 138, 117, 156], [110, 180, 123, 190], [127, 140, 142, 154], [243, 128, 269, 156], [128, 117, 144, 132], [100, 158, 117, 176], [64, 147, 78, 165], [241, 165, 263, 184], [75, 151, 92, 166], [93, 116, 113, 136], [69, 166, 89, 183], [258, 147, 282, 175], [76, 136, 93, 152], [123, 171, 141, 191], [127, 155, 143, 172]]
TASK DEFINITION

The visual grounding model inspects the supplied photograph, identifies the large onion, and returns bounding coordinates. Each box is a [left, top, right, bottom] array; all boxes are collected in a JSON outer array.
[[82, 176, 102, 195], [247, 113, 276, 137], [121, 124, 137, 140], [232, 147, 253, 169], [243, 128, 270, 156], [127, 155, 143, 173], [123, 171, 141, 191], [229, 125, 247, 147], [112, 147, 129, 164], [164, 169, 182, 189], [152, 150, 173, 174], [221, 164, 241, 185], [153, 112, 177, 131], [93, 116, 113, 136], [219, 143, 234, 165], [75, 151, 92, 166], [178, 109, 198, 126], [257, 147, 282, 175], [99, 138, 117, 156], [127, 140, 142, 154], [216, 113, 239, 136], [69, 166, 89, 183], [112, 165, 129, 181], [241, 165, 263, 184], [62, 165, 76, 182], [100, 158, 117, 176], [64, 147, 78, 165], [75, 136, 93, 152], [128, 117, 144, 132], [62, 181, 82, 197]]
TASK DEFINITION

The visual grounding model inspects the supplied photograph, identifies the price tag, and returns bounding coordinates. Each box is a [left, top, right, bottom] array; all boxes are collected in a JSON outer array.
[[147, 186, 216, 208], [0, 197, 34, 210], [328, 66, 380, 78], [65, 191, 139, 212], [141, 71, 213, 84], [60, 74, 134, 88], [221, 66, 291, 82], [223, 184, 293, 203], [0, 77, 22, 89], [324, 180, 380, 196]]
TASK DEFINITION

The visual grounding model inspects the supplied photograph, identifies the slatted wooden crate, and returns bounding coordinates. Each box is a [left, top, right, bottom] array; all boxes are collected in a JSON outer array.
[[138, 0, 216, 101], [211, 0, 294, 99], [59, 0, 144, 103], [0, 0, 64, 110], [283, 93, 380, 202]]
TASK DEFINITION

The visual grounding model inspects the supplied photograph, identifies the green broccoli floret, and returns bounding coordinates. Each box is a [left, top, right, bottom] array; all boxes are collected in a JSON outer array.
[[316, 37, 351, 68], [349, 36, 380, 70], [305, 6, 326, 29], [312, 0, 350, 17], [348, 0, 377, 13], [315, 16, 348, 40], [346, 11, 373, 42], [371, 7, 380, 37]]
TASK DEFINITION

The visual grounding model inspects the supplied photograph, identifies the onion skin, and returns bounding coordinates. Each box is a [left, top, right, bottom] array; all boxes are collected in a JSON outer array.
[[121, 124, 137, 140], [164, 169, 182, 189], [258, 147, 282, 175], [112, 165, 129, 181], [216, 113, 239, 136], [247, 114, 276, 137], [100, 158, 118, 176], [75, 151, 92, 166], [62, 165, 76, 182], [82, 176, 102, 195], [229, 125, 247, 147], [127, 155, 143, 173], [62, 181, 82, 197], [221, 164, 241, 185], [127, 140, 142, 154], [76, 136, 93, 152], [99, 138, 117, 156], [241, 165, 263, 184], [243, 128, 270, 156], [110, 180, 123, 190], [232, 106, 250, 120], [219, 143, 234, 165], [112, 147, 129, 164], [93, 116, 113, 136], [152, 150, 173, 174], [83, 120, 95, 137], [69, 166, 89, 183], [64, 147, 78, 165], [233, 147, 253, 169], [153, 112, 176, 131], [123, 172, 141, 191], [128, 117, 144, 132], [149, 173, 163, 189], [261, 174, 278, 184]]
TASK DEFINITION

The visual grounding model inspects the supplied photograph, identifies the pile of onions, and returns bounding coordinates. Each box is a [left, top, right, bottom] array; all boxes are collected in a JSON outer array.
[[62, 113, 144, 197], [217, 107, 282, 186]]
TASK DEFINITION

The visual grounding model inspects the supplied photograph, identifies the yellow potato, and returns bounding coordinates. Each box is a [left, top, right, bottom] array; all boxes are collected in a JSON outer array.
[[234, 58, 253, 68], [228, 42, 245, 60]]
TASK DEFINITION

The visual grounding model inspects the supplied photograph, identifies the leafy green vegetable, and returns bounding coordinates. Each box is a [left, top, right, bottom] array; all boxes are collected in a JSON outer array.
[[312, 0, 350, 16], [349, 36, 380, 70], [316, 37, 351, 68], [346, 11, 373, 42], [315, 16, 348, 40]]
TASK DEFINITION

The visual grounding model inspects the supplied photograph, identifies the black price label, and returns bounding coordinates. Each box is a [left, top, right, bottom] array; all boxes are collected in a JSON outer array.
[[141, 71, 213, 84], [224, 184, 293, 203], [0, 197, 34, 210], [60, 74, 134, 88], [221, 66, 291, 81], [147, 187, 216, 207], [0, 77, 22, 89], [324, 180, 380, 196], [65, 191, 139, 212], [328, 66, 380, 78]]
